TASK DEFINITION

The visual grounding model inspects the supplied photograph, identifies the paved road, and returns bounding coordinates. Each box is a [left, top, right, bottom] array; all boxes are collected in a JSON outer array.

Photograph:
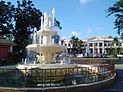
[[100, 64, 123, 92]]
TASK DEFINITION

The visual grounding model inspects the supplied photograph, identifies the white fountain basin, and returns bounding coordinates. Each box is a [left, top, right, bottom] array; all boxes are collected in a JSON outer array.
[[16, 64, 78, 82], [16, 63, 77, 70], [26, 44, 67, 53]]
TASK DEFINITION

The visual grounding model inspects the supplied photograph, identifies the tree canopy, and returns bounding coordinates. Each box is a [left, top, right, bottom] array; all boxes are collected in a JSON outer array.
[[107, 0, 123, 37], [70, 36, 83, 54], [0, 1, 15, 35], [13, 0, 42, 60], [0, 0, 62, 61]]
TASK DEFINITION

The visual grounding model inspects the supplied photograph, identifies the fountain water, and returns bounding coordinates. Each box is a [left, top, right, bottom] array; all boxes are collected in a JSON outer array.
[[25, 8, 69, 64]]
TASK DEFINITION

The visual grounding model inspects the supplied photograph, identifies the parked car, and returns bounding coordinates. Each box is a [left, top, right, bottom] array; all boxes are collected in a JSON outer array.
[[76, 54, 83, 58], [117, 53, 123, 58]]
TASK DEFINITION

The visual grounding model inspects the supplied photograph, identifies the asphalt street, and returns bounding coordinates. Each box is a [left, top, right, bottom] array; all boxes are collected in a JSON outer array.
[[99, 64, 123, 92]]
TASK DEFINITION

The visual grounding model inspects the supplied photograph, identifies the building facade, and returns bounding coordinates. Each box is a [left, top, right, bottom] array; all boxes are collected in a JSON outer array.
[[0, 36, 15, 61], [63, 36, 114, 57], [83, 36, 113, 57]]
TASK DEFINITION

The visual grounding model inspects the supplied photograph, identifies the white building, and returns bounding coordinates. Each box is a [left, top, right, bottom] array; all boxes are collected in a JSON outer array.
[[83, 36, 113, 57], [63, 36, 114, 57], [62, 39, 71, 48]]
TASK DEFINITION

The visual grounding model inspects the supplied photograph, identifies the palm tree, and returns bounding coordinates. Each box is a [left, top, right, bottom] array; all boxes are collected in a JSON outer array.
[[77, 40, 83, 54], [69, 36, 83, 55], [70, 36, 79, 48], [69, 36, 78, 55], [112, 37, 120, 55]]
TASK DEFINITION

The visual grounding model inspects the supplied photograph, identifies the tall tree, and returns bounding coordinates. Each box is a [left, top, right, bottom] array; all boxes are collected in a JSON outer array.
[[0, 0, 62, 61], [0, 1, 15, 37], [0, 0, 42, 61], [107, 0, 123, 36], [70, 36, 79, 48], [107, 0, 123, 54], [13, 0, 42, 60], [112, 37, 120, 55], [70, 36, 83, 55], [77, 40, 83, 54]]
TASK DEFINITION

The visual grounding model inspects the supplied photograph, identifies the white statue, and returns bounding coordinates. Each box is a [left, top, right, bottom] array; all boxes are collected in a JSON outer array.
[[44, 12, 49, 29]]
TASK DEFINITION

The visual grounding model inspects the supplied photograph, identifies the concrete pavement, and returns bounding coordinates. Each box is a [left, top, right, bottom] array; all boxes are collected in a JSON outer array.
[[99, 64, 123, 92]]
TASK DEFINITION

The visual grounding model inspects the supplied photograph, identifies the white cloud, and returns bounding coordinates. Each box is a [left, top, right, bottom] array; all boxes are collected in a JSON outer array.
[[71, 31, 78, 36], [87, 28, 92, 33], [82, 28, 93, 38], [80, 0, 97, 4], [96, 27, 103, 31], [61, 37, 66, 40]]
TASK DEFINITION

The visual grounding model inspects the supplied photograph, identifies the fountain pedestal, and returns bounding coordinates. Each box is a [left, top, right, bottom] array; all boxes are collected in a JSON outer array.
[[26, 9, 67, 64]]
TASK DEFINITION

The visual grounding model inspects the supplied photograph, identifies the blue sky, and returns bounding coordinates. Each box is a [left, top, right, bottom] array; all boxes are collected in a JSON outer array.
[[6, 0, 118, 39]]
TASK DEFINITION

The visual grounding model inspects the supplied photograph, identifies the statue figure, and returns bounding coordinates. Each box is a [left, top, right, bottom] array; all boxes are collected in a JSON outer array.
[[44, 12, 49, 29]]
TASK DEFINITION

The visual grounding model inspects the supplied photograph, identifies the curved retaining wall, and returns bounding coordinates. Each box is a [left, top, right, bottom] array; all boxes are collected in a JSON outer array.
[[0, 73, 116, 92]]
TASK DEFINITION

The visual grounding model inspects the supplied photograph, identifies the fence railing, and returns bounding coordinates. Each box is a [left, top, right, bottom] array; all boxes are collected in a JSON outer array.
[[0, 63, 115, 88]]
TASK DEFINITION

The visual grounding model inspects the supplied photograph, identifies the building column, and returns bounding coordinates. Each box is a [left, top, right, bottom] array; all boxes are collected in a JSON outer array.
[[102, 42, 105, 54], [86, 41, 89, 57], [93, 42, 95, 56]]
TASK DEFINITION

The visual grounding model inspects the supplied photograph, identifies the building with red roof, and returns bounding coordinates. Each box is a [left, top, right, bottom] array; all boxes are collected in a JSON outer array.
[[0, 36, 16, 61]]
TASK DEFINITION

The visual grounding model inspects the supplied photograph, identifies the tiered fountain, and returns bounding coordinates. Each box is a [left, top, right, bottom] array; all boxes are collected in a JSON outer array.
[[15, 8, 78, 84], [17, 8, 76, 70], [25, 8, 69, 64], [0, 8, 116, 92]]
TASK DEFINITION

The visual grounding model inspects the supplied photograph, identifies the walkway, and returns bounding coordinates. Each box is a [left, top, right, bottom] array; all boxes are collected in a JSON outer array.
[[100, 64, 123, 92]]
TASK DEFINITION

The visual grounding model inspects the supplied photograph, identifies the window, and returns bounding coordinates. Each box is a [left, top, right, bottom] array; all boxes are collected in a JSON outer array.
[[68, 43, 71, 47], [82, 45, 85, 47], [108, 43, 111, 46], [99, 43, 102, 47], [94, 43, 97, 46], [89, 43, 93, 47], [99, 48, 102, 54], [90, 49, 93, 53]]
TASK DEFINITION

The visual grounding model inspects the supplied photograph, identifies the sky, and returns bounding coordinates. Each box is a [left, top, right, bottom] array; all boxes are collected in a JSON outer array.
[[5, 0, 118, 39]]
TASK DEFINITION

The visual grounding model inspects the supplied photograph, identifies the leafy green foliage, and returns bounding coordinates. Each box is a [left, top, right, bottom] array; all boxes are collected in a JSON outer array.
[[70, 36, 83, 54], [0, 0, 62, 61], [113, 37, 120, 46], [107, 0, 123, 55], [107, 0, 123, 36], [70, 36, 79, 48], [0, 1, 15, 35], [13, 0, 42, 59]]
